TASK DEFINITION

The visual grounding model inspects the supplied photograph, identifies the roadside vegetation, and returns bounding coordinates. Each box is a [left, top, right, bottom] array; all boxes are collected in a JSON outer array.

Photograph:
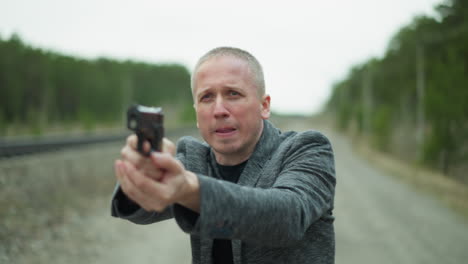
[[325, 0, 468, 183], [0, 35, 195, 137]]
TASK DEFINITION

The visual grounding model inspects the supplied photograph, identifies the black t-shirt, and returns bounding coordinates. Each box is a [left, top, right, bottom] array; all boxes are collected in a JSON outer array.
[[211, 159, 248, 264]]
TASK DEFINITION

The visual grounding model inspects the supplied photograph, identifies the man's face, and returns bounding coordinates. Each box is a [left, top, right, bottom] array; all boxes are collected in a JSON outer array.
[[193, 56, 270, 163]]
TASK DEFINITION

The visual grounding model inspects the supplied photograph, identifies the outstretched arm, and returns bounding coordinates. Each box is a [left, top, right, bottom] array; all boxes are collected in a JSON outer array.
[[174, 131, 335, 247]]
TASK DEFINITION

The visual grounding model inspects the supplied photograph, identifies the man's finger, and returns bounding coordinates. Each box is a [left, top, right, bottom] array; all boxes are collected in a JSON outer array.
[[143, 140, 151, 153], [123, 160, 158, 193], [150, 152, 183, 174], [117, 160, 160, 211], [122, 160, 169, 211], [127, 134, 152, 155], [120, 145, 138, 161], [162, 138, 176, 156], [126, 134, 138, 150]]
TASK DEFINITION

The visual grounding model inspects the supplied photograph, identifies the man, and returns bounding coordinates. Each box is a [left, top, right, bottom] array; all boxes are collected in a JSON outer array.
[[111, 47, 336, 264]]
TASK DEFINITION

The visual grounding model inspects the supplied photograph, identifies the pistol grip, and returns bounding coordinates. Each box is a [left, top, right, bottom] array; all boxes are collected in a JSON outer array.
[[136, 132, 150, 156]]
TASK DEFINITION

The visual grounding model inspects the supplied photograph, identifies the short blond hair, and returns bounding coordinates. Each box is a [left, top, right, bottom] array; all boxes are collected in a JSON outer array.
[[191, 47, 265, 97]]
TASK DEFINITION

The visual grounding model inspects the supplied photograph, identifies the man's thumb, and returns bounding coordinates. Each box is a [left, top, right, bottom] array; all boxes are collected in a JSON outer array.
[[150, 152, 181, 173]]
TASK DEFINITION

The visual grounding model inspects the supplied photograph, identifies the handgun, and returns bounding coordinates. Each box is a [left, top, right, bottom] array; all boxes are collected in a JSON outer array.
[[127, 104, 164, 156]]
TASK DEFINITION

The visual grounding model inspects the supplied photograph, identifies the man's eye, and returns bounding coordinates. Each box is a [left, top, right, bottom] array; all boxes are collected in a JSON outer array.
[[200, 94, 212, 101], [229, 91, 240, 96]]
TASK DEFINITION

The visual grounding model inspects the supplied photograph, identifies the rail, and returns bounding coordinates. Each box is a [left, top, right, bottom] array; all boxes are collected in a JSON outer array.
[[0, 133, 128, 158], [0, 126, 199, 159]]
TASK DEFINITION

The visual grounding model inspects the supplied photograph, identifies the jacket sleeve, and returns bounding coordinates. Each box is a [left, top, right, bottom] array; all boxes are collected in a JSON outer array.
[[110, 183, 173, 224], [173, 131, 336, 247]]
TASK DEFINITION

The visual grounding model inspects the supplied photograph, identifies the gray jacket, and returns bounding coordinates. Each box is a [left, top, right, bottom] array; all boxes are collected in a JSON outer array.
[[111, 120, 336, 264]]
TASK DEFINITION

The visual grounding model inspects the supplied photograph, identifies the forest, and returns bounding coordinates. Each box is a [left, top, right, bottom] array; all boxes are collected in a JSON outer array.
[[1, 0, 466, 181], [0, 34, 194, 135], [326, 0, 467, 181]]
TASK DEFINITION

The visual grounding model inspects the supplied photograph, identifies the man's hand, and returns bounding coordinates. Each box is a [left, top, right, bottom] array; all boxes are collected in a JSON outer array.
[[119, 135, 175, 181], [115, 135, 200, 213]]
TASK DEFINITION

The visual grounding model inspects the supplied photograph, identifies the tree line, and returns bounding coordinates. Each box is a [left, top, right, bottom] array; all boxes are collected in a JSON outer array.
[[0, 34, 194, 135], [326, 0, 467, 181]]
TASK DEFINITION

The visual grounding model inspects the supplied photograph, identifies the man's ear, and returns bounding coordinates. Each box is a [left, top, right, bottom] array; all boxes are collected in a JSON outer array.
[[260, 94, 271, 119]]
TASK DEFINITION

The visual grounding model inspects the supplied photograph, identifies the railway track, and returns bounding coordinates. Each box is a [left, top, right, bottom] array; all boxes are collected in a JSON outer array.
[[0, 133, 129, 158], [0, 126, 199, 159]]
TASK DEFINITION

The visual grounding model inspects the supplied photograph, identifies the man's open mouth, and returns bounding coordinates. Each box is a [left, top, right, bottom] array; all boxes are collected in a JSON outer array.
[[215, 127, 236, 134]]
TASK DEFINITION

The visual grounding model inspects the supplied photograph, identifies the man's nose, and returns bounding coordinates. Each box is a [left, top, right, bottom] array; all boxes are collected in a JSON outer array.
[[213, 97, 229, 118]]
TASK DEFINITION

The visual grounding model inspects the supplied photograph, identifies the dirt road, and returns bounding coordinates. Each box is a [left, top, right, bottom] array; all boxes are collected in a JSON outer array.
[[8, 122, 468, 263], [328, 129, 468, 264]]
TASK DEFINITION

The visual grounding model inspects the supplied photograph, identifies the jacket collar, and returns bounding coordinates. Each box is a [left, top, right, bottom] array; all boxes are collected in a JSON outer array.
[[238, 119, 281, 186], [207, 119, 281, 187]]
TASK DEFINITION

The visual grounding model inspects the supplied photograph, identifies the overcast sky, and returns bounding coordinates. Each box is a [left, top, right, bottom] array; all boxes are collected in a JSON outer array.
[[1, 0, 442, 114]]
